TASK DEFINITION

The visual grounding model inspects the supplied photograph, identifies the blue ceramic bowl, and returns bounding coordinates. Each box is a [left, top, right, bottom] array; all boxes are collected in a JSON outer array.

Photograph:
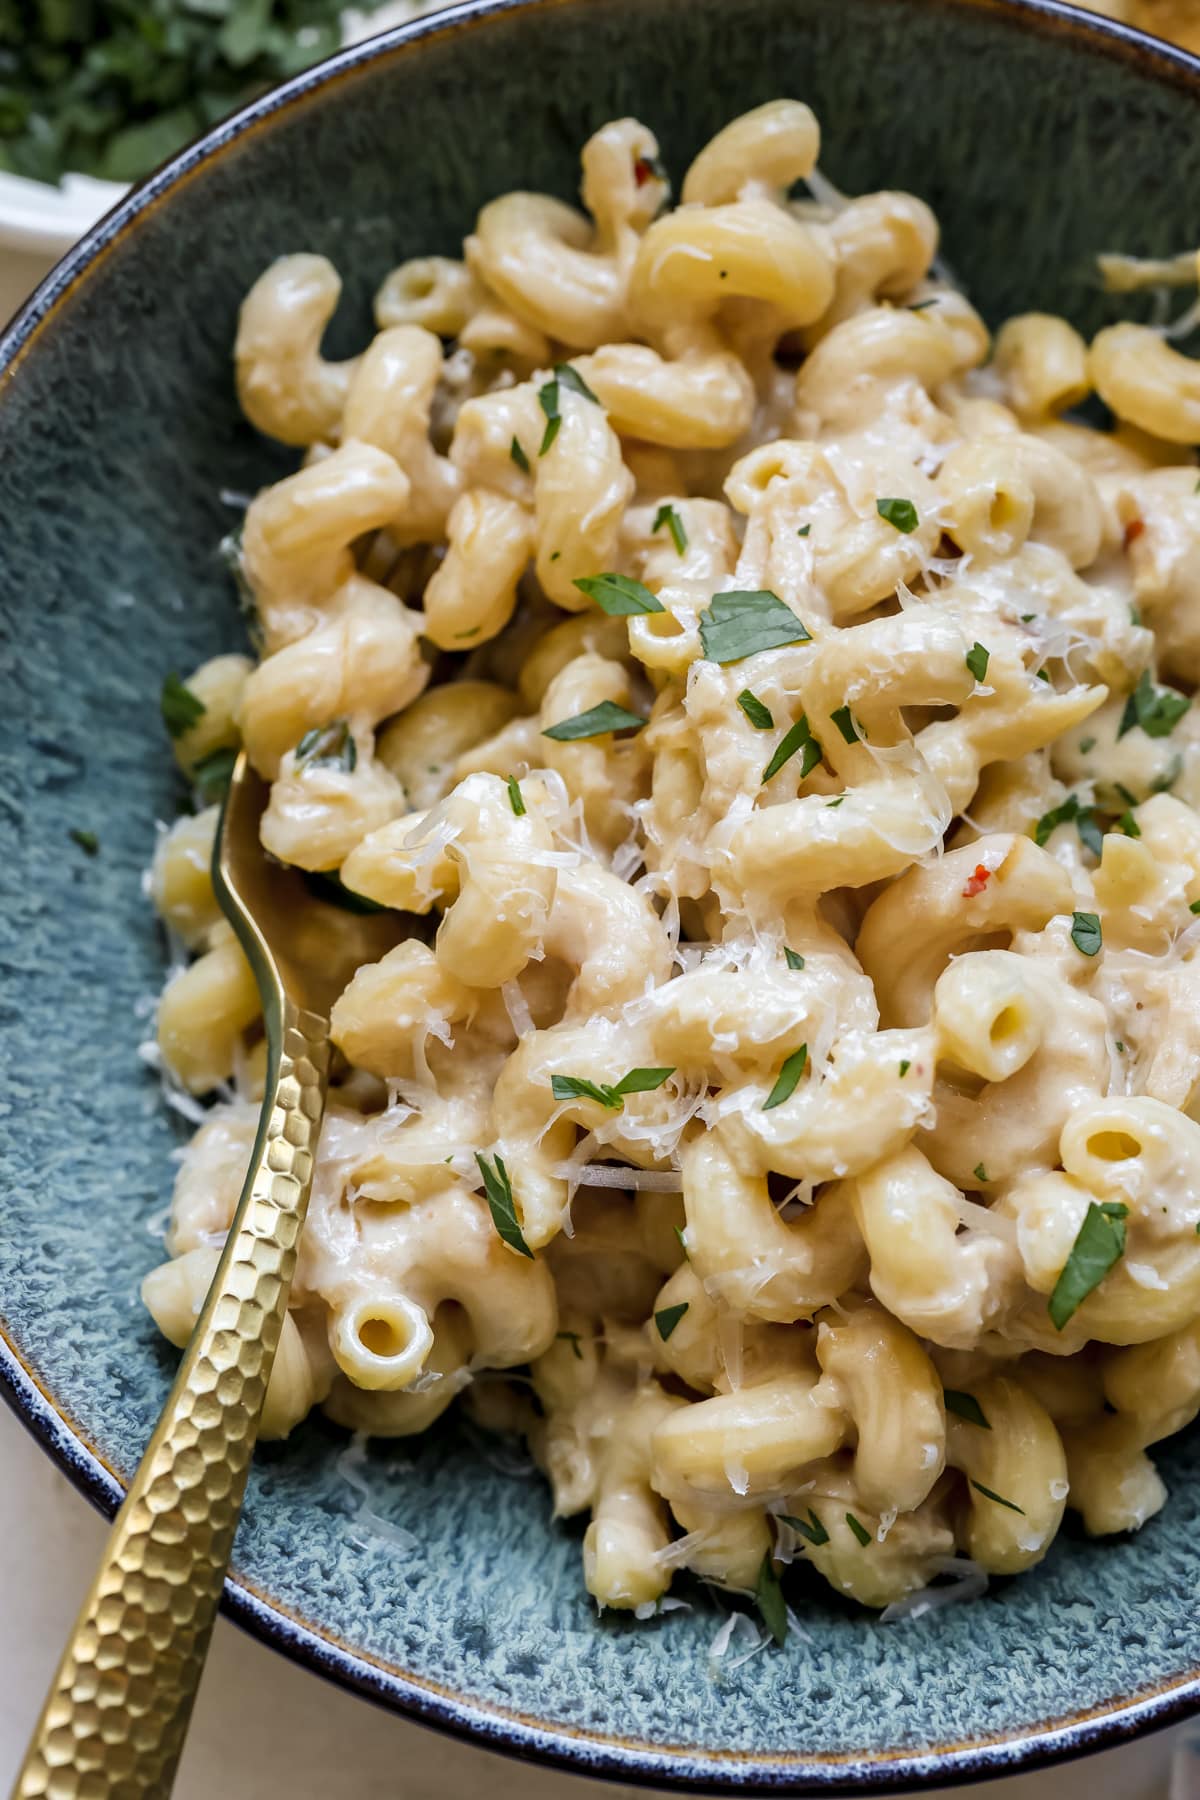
[[3, 1, 1200, 1788]]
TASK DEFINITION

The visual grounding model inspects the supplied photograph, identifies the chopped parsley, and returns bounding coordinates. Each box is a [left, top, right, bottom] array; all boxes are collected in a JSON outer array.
[[973, 1164, 989, 1184], [556, 1330, 583, 1360], [550, 1067, 675, 1111], [970, 1480, 1025, 1515], [830, 705, 860, 745], [1191, 900, 1200, 915], [475, 1152, 533, 1259], [754, 1552, 788, 1647], [193, 746, 237, 805], [1117, 668, 1191, 740], [654, 1301, 689, 1341], [296, 718, 356, 773], [1049, 1200, 1129, 1329], [876, 496, 919, 533], [763, 714, 822, 783], [510, 436, 531, 474], [737, 689, 775, 730], [899, 1059, 910, 1077], [699, 589, 812, 664], [556, 362, 599, 404], [573, 573, 663, 616], [965, 642, 991, 683], [542, 702, 645, 741], [1071, 911, 1103, 957], [1079, 736, 1096, 754], [826, 795, 845, 808], [784, 947, 805, 971], [1117, 810, 1140, 837], [779, 1509, 829, 1547], [796, 523, 811, 537], [908, 298, 939, 311], [506, 775, 526, 817], [652, 503, 688, 555], [161, 672, 205, 739], [537, 379, 561, 454], [1151, 752, 1183, 795], [763, 1045, 808, 1111], [69, 828, 99, 856], [845, 1513, 872, 1547], [944, 1390, 990, 1429]]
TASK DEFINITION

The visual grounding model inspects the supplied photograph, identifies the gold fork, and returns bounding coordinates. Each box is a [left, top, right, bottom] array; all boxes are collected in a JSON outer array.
[[15, 754, 403, 1798]]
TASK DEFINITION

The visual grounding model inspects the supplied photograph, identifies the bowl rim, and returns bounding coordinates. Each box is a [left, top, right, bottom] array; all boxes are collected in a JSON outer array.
[[4, 0, 1200, 1787]]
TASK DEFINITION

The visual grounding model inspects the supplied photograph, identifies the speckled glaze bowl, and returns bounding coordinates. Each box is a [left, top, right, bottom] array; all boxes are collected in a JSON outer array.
[[3, 0, 1200, 1788]]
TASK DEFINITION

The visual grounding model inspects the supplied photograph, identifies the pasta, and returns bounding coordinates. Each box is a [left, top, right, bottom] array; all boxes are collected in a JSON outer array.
[[143, 99, 1200, 1631]]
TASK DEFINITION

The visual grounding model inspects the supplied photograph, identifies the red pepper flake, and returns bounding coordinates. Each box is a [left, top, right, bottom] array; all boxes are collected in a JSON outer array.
[[962, 863, 992, 898], [1123, 518, 1145, 549], [634, 155, 655, 186]]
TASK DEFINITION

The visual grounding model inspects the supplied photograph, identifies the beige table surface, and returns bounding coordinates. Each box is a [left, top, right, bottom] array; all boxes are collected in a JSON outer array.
[[1, 238, 1196, 1800]]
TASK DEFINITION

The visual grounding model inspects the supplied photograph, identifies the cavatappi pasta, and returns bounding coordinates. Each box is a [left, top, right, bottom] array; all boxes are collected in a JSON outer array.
[[144, 100, 1200, 1629]]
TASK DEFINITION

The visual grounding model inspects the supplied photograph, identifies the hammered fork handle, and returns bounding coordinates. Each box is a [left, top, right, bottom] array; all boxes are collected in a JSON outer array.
[[14, 1000, 329, 1799]]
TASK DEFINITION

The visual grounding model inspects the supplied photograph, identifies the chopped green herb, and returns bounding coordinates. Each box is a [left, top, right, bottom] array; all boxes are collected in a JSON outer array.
[[779, 1509, 829, 1547], [1049, 1200, 1129, 1329], [970, 1480, 1025, 1515], [1130, 603, 1143, 627], [737, 689, 775, 731], [973, 1164, 989, 1184], [1115, 782, 1139, 808], [296, 719, 356, 773], [193, 746, 237, 805], [1020, 613, 1037, 622], [1191, 900, 1200, 915], [538, 379, 561, 455], [475, 1152, 533, 1259], [1115, 1040, 1126, 1051], [699, 589, 812, 664], [557, 1330, 583, 1360], [555, 362, 600, 404], [549, 552, 561, 563], [1079, 736, 1096, 754], [944, 1390, 990, 1429], [1036, 668, 1051, 682], [1071, 911, 1103, 957], [899, 1059, 910, 1077], [161, 672, 205, 739], [550, 1066, 674, 1112], [784, 948, 805, 971], [612, 1066, 675, 1096], [763, 1045, 808, 1111], [826, 795, 845, 808], [876, 496, 919, 533], [845, 1513, 873, 1547], [652, 503, 688, 555], [1117, 810, 1140, 837], [506, 774, 526, 817], [830, 704, 859, 745], [907, 298, 939, 311], [1077, 808, 1104, 858], [763, 714, 822, 784], [573, 573, 664, 616], [1034, 794, 1080, 846], [965, 642, 991, 683], [754, 1552, 788, 1647], [1117, 668, 1191, 740], [655, 1302, 689, 1341], [69, 828, 99, 856], [796, 523, 811, 537], [542, 702, 645, 741], [551, 1074, 619, 1109], [510, 436, 531, 474]]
